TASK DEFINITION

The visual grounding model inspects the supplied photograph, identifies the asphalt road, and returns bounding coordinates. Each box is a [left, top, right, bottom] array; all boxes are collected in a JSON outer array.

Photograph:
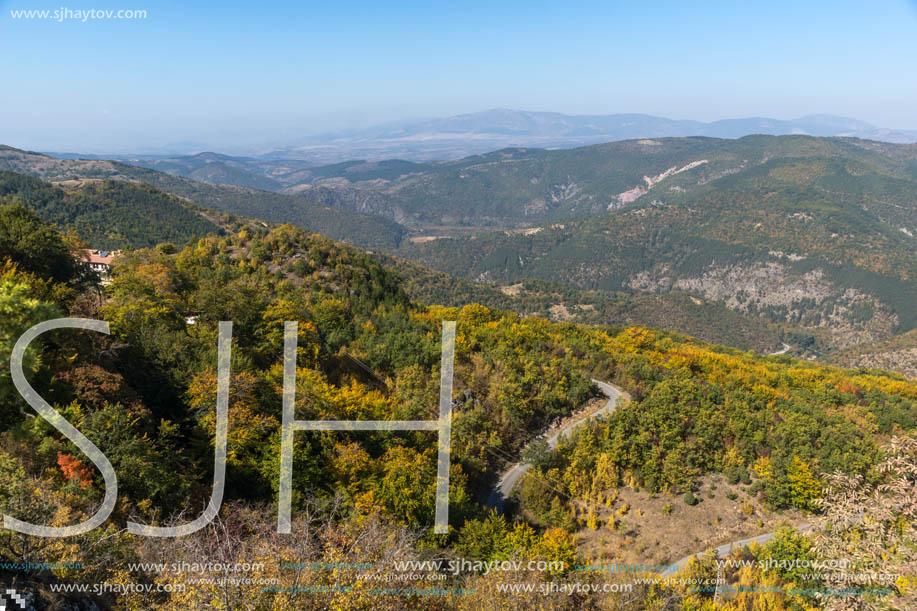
[[769, 342, 791, 355], [486, 379, 627, 510]]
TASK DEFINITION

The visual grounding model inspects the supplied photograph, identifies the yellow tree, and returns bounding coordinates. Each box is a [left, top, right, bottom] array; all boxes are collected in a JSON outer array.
[[787, 457, 821, 511]]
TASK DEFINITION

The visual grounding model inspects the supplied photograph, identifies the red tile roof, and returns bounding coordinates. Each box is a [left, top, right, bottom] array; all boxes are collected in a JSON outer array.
[[76, 249, 119, 266]]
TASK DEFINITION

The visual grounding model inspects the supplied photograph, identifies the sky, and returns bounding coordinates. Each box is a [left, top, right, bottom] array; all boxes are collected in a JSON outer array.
[[1, 0, 916, 152]]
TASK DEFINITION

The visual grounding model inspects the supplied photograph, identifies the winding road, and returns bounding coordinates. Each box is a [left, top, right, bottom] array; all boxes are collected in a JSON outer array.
[[483, 375, 815, 577], [486, 379, 628, 510]]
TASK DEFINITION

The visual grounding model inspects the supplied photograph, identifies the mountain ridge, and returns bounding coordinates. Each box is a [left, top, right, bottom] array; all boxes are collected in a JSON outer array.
[[257, 109, 917, 161], [0, 146, 407, 250], [6, 136, 917, 363], [35, 109, 917, 163]]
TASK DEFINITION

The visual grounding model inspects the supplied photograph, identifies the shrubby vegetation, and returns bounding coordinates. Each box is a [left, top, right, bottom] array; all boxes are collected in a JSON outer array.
[[518, 324, 914, 526], [676, 436, 916, 610], [382, 254, 783, 353], [114, 163, 409, 251], [1, 214, 914, 609]]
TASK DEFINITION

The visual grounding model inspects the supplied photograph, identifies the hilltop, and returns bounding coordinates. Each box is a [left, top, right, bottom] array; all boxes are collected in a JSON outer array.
[[0, 146, 406, 250], [0, 171, 226, 250]]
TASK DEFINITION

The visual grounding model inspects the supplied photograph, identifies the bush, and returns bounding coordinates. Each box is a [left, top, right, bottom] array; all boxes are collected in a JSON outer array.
[[747, 481, 764, 497], [684, 491, 698, 506], [292, 259, 311, 277], [739, 466, 752, 485]]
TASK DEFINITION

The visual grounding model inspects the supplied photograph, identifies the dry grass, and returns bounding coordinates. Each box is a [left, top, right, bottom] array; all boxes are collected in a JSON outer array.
[[575, 474, 807, 567]]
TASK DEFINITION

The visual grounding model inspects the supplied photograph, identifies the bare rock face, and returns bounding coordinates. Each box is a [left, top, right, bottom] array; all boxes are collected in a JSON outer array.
[[628, 261, 898, 349], [523, 198, 548, 215], [844, 347, 917, 379], [827, 330, 917, 379]]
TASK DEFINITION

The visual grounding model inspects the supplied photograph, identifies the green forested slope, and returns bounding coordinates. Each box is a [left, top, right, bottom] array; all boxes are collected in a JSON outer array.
[[381, 254, 782, 352], [1, 212, 915, 609], [0, 147, 406, 250], [0, 171, 221, 249], [280, 135, 917, 227], [399, 150, 917, 349]]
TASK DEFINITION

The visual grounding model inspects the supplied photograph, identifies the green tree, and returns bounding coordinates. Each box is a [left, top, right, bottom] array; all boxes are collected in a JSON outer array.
[[0, 203, 87, 286], [0, 278, 61, 428]]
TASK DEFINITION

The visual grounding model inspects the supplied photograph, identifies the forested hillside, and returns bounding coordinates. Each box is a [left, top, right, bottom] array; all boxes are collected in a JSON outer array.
[[44, 135, 917, 356], [8, 138, 917, 355], [268, 135, 917, 229], [0, 147, 406, 250], [400, 147, 917, 351], [0, 171, 223, 249], [381, 254, 783, 352], [1, 211, 914, 609], [109, 135, 917, 231], [0, 157, 788, 354]]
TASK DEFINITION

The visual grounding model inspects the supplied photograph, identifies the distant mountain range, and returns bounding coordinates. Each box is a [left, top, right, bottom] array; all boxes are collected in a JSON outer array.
[[256, 109, 917, 162], [46, 109, 917, 163]]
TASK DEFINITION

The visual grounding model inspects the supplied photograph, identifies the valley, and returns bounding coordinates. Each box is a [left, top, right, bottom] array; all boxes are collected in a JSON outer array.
[[6, 134, 917, 373], [1, 138, 915, 609], [7, 3, 917, 608]]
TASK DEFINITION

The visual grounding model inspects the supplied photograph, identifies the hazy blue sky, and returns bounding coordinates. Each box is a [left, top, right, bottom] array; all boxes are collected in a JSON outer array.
[[1, 0, 916, 152]]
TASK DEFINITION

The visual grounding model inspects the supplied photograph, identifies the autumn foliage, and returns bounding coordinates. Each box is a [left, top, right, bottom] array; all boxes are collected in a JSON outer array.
[[57, 451, 93, 489]]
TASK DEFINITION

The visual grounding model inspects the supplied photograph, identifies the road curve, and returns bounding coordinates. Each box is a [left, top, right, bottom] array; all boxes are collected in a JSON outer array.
[[486, 379, 628, 511], [768, 342, 791, 356]]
